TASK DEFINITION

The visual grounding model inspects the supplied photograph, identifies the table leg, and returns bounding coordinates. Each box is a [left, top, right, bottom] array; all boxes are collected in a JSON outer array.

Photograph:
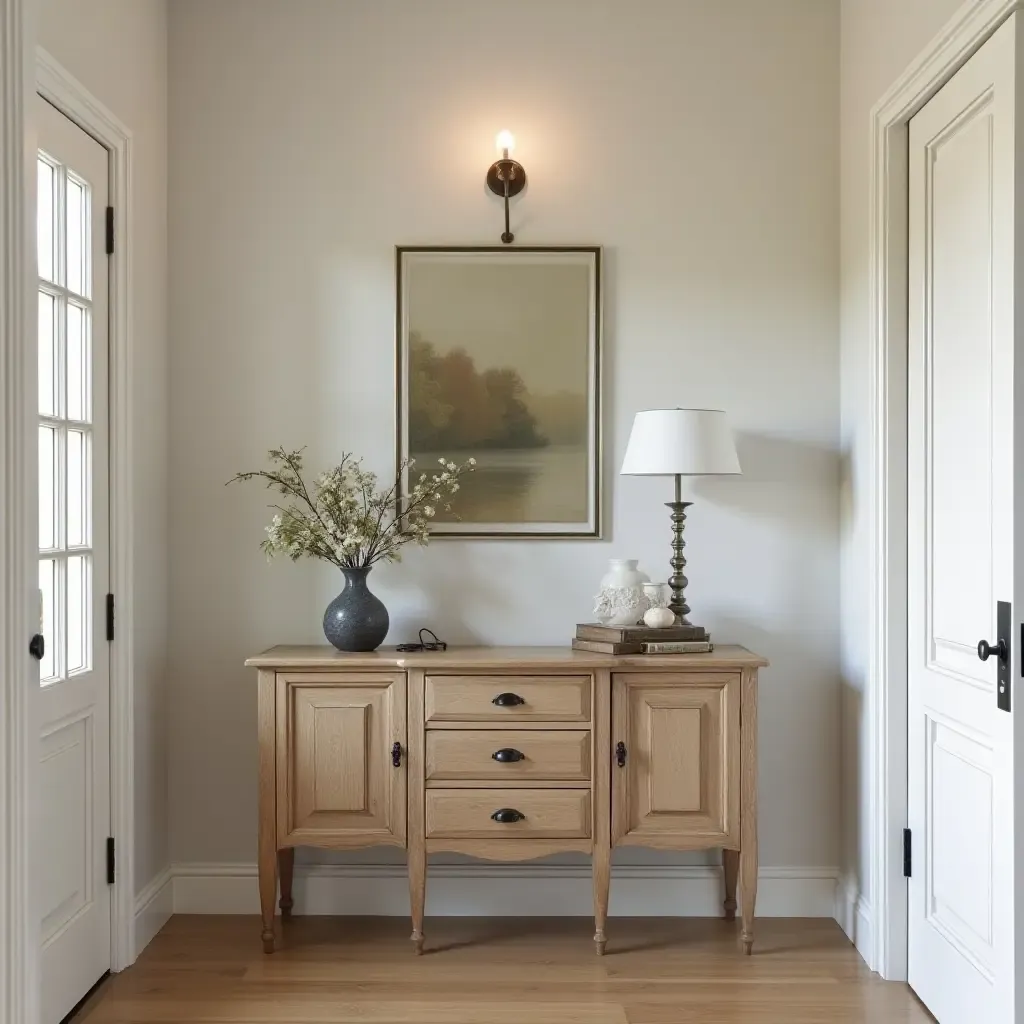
[[723, 849, 739, 921], [409, 843, 425, 955], [739, 667, 758, 955], [278, 848, 295, 919]]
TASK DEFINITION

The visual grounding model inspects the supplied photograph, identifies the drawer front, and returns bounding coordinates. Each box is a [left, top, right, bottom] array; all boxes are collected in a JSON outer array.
[[426, 730, 591, 782], [425, 675, 591, 723], [426, 789, 591, 838]]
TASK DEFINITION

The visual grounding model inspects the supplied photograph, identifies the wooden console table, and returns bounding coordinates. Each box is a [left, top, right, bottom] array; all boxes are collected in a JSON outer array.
[[246, 644, 767, 955]]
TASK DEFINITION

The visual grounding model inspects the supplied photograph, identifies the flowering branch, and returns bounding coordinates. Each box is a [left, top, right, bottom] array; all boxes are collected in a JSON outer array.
[[229, 448, 474, 569]]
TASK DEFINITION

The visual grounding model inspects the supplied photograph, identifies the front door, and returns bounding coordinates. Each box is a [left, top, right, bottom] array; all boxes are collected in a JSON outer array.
[[907, 14, 1021, 1021], [34, 94, 112, 1024]]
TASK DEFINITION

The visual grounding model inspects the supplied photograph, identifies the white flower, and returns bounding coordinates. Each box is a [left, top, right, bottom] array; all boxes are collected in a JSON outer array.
[[468, 457, 477, 466], [424, 506, 435, 517], [438, 458, 446, 465], [447, 461, 456, 471], [451, 483, 459, 492]]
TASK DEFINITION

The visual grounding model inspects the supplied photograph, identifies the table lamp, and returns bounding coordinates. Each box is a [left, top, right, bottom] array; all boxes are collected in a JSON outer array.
[[620, 408, 741, 626]]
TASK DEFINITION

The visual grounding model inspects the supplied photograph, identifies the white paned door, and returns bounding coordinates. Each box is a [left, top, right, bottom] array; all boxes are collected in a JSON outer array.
[[34, 95, 112, 1024], [907, 15, 1023, 1022]]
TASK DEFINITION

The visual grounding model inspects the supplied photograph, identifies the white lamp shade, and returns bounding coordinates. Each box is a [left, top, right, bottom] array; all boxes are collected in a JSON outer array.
[[620, 408, 741, 476]]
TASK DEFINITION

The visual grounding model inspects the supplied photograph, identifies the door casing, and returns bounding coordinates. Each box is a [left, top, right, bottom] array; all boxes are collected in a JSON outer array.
[[866, 0, 1024, 983], [0, 25, 137, 1024]]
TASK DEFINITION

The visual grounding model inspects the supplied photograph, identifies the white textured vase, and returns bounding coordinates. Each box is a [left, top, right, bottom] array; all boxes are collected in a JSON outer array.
[[594, 559, 651, 627]]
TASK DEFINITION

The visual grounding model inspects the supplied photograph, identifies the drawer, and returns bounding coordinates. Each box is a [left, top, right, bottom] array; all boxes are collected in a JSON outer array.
[[425, 675, 591, 723], [426, 789, 591, 838], [426, 730, 591, 782]]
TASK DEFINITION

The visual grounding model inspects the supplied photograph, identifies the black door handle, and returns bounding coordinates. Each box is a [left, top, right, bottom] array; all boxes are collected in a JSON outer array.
[[492, 692, 526, 707], [391, 741, 402, 768], [616, 741, 627, 767], [492, 748, 525, 763], [29, 633, 44, 660], [490, 808, 525, 823], [978, 638, 1007, 662]]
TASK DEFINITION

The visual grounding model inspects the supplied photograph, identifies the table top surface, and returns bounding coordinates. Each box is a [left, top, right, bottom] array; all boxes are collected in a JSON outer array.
[[245, 644, 768, 671]]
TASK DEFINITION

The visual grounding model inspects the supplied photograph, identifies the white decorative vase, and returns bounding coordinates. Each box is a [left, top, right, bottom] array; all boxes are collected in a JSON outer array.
[[593, 559, 650, 627]]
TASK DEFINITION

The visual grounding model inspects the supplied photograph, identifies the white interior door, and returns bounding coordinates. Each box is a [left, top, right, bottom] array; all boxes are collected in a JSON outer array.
[[907, 14, 1021, 1023], [34, 94, 112, 1024]]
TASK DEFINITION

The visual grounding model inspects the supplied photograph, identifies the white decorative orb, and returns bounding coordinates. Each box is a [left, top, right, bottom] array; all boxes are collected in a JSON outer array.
[[643, 606, 675, 629]]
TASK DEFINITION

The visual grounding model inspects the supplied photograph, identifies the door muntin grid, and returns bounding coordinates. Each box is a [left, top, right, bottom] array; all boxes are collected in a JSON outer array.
[[37, 151, 95, 686]]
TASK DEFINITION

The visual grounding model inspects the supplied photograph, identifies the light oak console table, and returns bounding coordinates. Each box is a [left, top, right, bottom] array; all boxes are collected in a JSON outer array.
[[246, 644, 767, 955]]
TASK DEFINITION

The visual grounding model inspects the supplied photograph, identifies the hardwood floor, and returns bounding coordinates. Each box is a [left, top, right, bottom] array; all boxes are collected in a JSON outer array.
[[73, 916, 933, 1023]]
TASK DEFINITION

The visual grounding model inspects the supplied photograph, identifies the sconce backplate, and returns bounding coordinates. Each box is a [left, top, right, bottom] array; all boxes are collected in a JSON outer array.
[[486, 159, 527, 198]]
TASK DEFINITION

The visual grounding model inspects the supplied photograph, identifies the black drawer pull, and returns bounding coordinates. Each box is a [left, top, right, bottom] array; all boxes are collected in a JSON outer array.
[[492, 692, 526, 707], [616, 741, 627, 767], [491, 808, 526, 823], [492, 748, 525, 763], [391, 741, 402, 768]]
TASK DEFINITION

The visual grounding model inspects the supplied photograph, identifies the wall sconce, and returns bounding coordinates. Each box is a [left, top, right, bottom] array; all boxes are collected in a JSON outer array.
[[486, 130, 527, 244]]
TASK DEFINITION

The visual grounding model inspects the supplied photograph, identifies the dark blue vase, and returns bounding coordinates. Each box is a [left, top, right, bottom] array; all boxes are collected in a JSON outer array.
[[323, 566, 389, 652]]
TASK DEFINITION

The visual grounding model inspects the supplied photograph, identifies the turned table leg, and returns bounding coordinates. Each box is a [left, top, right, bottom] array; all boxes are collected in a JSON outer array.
[[593, 669, 612, 955], [278, 848, 295, 919], [723, 849, 739, 921], [257, 669, 277, 954], [409, 844, 426, 955], [593, 842, 610, 955], [739, 667, 758, 955]]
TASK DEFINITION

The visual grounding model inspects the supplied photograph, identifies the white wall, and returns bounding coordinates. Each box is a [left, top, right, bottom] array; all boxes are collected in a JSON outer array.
[[168, 0, 841, 888], [838, 0, 964, 946], [37, 0, 170, 898]]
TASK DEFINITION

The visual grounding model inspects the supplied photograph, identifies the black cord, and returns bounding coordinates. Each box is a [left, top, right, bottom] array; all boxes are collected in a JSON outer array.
[[396, 628, 447, 653]]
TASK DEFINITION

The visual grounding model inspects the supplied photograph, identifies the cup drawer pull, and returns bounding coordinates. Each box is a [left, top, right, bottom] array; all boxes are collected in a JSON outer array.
[[492, 692, 526, 707], [492, 748, 525, 763], [490, 808, 526, 823]]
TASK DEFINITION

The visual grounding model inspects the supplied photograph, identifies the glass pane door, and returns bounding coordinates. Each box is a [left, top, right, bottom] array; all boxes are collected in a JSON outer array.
[[37, 152, 94, 686]]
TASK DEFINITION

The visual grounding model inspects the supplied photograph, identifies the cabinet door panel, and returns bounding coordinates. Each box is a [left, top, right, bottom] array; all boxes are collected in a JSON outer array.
[[277, 673, 406, 847], [611, 673, 740, 848]]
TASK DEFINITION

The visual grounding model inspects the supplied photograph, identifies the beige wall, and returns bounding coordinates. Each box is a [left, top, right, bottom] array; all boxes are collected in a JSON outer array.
[[168, 0, 841, 883], [839, 0, 964, 940], [37, 0, 170, 898]]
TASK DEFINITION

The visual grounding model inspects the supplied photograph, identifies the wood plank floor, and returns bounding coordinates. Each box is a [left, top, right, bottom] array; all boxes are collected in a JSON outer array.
[[72, 916, 934, 1024]]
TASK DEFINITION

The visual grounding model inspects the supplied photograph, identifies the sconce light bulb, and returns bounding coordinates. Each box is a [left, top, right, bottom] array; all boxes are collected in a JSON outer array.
[[495, 130, 516, 156]]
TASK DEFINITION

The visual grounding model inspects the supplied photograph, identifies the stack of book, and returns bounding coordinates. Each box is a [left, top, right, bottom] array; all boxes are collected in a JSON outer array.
[[571, 622, 713, 655]]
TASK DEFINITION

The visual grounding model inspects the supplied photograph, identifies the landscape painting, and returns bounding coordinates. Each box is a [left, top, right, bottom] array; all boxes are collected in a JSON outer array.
[[397, 247, 601, 537]]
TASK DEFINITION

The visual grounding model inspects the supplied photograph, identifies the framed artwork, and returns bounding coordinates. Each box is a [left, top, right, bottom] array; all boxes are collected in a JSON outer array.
[[396, 246, 602, 538]]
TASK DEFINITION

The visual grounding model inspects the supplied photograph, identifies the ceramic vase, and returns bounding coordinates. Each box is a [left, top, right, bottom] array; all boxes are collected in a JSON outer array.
[[323, 566, 389, 652], [593, 559, 650, 627]]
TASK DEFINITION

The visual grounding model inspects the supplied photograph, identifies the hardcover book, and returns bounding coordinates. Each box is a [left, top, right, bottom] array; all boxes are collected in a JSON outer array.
[[571, 638, 645, 655], [640, 640, 714, 654], [575, 622, 709, 643]]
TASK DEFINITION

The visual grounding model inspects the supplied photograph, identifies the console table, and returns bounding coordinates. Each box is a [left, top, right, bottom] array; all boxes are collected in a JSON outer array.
[[246, 644, 767, 955]]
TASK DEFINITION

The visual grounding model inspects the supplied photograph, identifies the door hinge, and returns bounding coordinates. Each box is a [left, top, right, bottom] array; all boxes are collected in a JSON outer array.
[[106, 837, 116, 885], [105, 206, 114, 255], [106, 593, 114, 642], [903, 828, 912, 878]]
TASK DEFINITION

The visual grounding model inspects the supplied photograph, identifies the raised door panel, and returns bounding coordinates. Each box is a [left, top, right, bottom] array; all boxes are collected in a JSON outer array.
[[277, 673, 406, 847], [611, 673, 740, 848]]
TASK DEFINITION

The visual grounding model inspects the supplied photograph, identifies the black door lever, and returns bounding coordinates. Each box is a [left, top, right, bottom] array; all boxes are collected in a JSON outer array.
[[978, 600, 1011, 712]]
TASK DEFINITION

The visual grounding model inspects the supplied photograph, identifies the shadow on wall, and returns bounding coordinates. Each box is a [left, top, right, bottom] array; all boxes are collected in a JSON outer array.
[[696, 429, 841, 505]]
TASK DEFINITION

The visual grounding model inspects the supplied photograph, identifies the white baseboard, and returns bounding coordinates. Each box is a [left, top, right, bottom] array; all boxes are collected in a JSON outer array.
[[134, 866, 173, 958], [172, 862, 840, 918], [835, 876, 873, 969]]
